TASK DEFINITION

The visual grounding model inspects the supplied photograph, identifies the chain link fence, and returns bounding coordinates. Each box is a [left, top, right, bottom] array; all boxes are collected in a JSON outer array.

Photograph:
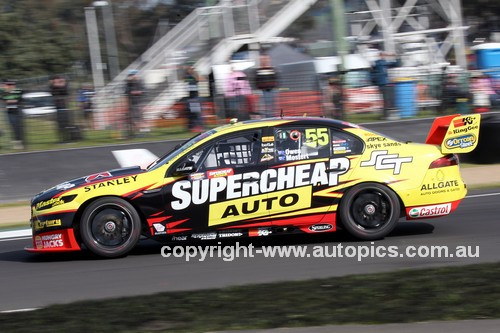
[[2, 63, 499, 153]]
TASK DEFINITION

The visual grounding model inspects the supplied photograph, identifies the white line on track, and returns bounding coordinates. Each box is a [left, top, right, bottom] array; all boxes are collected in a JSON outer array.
[[0, 229, 31, 240], [0, 308, 39, 313], [0, 236, 32, 242]]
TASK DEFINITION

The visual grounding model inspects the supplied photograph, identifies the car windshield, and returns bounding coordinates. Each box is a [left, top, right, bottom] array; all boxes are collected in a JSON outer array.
[[147, 129, 217, 171]]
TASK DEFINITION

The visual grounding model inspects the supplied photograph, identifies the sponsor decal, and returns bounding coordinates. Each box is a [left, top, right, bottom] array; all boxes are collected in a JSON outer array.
[[260, 154, 274, 162], [445, 134, 476, 149], [262, 136, 274, 142], [171, 157, 350, 211], [207, 168, 234, 179], [261, 147, 274, 154], [332, 143, 348, 148], [218, 231, 243, 238], [257, 228, 272, 236], [191, 232, 217, 240], [35, 235, 43, 249], [190, 172, 205, 181], [366, 141, 402, 150], [409, 203, 451, 218], [35, 233, 64, 249], [34, 219, 62, 231], [289, 130, 301, 141], [171, 235, 188, 241], [84, 175, 138, 192], [420, 180, 459, 191], [451, 125, 479, 135], [367, 137, 387, 142], [35, 198, 65, 210], [261, 142, 274, 148], [332, 139, 347, 144], [333, 146, 351, 155], [453, 116, 475, 128], [451, 116, 479, 134], [309, 224, 333, 232], [208, 186, 312, 226], [436, 169, 445, 181], [85, 171, 112, 183], [360, 150, 412, 175], [153, 223, 166, 235], [55, 182, 75, 191], [249, 228, 273, 237]]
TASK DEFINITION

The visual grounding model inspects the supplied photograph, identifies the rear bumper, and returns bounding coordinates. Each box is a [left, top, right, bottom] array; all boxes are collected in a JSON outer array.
[[25, 228, 81, 253], [405, 199, 462, 220]]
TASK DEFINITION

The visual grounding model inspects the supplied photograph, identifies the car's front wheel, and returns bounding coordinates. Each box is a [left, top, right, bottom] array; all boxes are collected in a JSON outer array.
[[339, 183, 400, 240], [80, 197, 141, 258]]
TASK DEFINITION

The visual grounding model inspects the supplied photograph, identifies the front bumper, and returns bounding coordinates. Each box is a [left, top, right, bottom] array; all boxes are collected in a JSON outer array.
[[25, 228, 81, 253]]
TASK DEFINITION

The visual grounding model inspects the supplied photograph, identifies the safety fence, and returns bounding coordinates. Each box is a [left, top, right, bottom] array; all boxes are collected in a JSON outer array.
[[1, 68, 499, 153]]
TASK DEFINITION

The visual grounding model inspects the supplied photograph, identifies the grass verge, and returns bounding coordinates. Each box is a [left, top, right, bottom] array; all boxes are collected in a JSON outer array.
[[0, 222, 29, 231], [467, 182, 500, 190], [1, 262, 499, 332], [1, 121, 194, 154], [0, 201, 29, 209]]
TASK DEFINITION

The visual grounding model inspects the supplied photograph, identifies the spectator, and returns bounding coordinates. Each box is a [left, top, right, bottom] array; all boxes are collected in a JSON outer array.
[[50, 75, 72, 143], [224, 65, 252, 121], [184, 64, 203, 132], [125, 70, 143, 138], [2, 80, 24, 149], [440, 68, 470, 115], [77, 83, 94, 130], [324, 76, 344, 120], [372, 52, 400, 119], [471, 71, 495, 113], [255, 54, 278, 118]]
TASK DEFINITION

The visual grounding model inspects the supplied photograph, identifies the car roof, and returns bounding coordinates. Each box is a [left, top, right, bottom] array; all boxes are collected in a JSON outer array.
[[214, 117, 357, 135]]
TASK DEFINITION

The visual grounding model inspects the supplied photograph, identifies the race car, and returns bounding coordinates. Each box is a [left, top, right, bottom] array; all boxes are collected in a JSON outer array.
[[26, 114, 480, 257]]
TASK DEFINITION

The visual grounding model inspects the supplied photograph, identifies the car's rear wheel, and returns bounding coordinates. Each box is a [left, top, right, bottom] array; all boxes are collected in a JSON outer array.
[[80, 197, 141, 258], [339, 183, 400, 240]]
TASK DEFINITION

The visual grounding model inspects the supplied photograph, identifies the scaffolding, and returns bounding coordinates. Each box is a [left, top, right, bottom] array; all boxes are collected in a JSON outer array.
[[349, 0, 467, 68]]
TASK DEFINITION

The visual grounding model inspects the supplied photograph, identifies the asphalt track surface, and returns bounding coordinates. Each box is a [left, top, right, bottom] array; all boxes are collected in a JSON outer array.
[[0, 188, 499, 312]]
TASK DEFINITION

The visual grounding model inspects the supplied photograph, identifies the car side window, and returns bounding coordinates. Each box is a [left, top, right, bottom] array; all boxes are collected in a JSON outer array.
[[330, 129, 364, 156], [201, 131, 262, 170], [170, 146, 210, 176], [274, 127, 330, 162]]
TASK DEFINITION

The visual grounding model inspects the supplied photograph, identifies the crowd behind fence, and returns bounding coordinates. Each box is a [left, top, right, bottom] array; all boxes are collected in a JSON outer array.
[[1, 65, 499, 153]]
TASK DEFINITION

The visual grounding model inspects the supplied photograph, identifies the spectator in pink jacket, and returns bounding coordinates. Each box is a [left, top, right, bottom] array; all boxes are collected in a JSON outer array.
[[471, 71, 495, 113], [224, 67, 252, 120]]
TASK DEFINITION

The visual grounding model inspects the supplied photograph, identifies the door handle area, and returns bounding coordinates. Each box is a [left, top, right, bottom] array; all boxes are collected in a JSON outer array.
[[327, 168, 347, 173], [241, 177, 259, 183]]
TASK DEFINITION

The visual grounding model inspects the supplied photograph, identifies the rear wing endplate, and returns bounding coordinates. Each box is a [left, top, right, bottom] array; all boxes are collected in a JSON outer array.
[[425, 114, 481, 154]]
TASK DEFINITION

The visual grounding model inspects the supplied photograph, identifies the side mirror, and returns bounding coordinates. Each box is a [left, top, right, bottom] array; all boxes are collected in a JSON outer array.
[[174, 160, 196, 175]]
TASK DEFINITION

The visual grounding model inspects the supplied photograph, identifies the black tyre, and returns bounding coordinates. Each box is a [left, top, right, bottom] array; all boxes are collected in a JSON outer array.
[[339, 183, 400, 240], [80, 197, 141, 258]]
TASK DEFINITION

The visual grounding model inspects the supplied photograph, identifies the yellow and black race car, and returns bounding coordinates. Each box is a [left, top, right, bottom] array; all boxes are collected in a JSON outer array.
[[26, 115, 480, 257]]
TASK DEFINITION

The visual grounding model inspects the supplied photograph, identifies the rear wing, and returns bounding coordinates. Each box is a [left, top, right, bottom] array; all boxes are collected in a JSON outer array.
[[425, 114, 481, 154]]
